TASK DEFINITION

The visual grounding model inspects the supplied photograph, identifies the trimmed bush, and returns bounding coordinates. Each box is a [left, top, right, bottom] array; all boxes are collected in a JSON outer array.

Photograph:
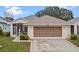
[[70, 34, 78, 40], [4, 32, 10, 36], [0, 27, 4, 36], [0, 27, 10, 36], [22, 32, 27, 34], [20, 34, 30, 40]]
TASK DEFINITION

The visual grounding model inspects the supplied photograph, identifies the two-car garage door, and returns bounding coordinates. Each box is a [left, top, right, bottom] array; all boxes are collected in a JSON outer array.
[[34, 27, 62, 37]]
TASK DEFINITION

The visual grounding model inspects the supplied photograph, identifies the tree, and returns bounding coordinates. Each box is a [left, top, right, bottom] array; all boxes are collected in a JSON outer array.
[[5, 17, 14, 22], [0, 27, 4, 36], [35, 6, 73, 21], [4, 10, 14, 22], [4, 10, 13, 17], [59, 8, 73, 21]]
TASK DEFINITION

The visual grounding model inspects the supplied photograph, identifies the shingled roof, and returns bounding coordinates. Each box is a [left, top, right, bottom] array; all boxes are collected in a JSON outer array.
[[24, 15, 74, 25], [0, 16, 8, 23], [12, 15, 74, 25], [68, 17, 79, 23]]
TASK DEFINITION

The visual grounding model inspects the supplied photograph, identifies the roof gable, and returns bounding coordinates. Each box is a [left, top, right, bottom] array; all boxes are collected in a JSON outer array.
[[68, 17, 79, 25], [11, 19, 28, 24], [68, 17, 79, 22], [39, 15, 66, 22], [0, 17, 8, 23], [12, 15, 73, 25], [25, 15, 73, 25]]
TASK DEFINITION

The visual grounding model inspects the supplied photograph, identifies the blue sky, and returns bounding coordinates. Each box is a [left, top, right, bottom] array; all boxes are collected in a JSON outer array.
[[0, 6, 79, 19]]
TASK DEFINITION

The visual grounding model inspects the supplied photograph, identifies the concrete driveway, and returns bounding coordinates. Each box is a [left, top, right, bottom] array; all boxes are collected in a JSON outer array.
[[30, 39, 79, 52]]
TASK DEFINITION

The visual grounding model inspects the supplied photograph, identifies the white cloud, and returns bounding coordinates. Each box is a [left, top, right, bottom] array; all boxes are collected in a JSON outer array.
[[5, 6, 32, 16], [59, 6, 65, 8], [10, 6, 21, 10], [5, 6, 23, 15]]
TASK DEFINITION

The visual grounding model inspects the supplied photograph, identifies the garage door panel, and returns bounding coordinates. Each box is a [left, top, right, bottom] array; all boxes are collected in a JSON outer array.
[[34, 27, 62, 37]]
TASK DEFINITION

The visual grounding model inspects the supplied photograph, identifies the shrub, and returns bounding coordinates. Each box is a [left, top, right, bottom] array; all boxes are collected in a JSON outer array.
[[70, 34, 78, 40], [0, 27, 4, 36], [4, 32, 10, 36], [22, 32, 27, 34], [20, 34, 30, 40]]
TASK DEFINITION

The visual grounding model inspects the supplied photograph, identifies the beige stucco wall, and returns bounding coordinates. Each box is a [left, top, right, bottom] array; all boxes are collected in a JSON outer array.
[[62, 25, 71, 38], [27, 26, 34, 39], [74, 22, 79, 35], [28, 25, 71, 39], [74, 25, 77, 35], [10, 25, 71, 39]]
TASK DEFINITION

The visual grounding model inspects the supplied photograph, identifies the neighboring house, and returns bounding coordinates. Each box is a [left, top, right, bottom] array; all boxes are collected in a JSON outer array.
[[10, 15, 74, 39], [0, 17, 10, 32], [5, 17, 14, 22], [68, 17, 79, 35]]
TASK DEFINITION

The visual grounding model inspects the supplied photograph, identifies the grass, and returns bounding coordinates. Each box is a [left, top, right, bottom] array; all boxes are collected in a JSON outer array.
[[68, 35, 79, 47], [68, 39, 79, 47], [0, 36, 30, 52]]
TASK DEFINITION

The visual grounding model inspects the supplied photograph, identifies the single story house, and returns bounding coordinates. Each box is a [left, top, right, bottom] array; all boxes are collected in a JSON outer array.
[[10, 15, 76, 39], [0, 17, 10, 32]]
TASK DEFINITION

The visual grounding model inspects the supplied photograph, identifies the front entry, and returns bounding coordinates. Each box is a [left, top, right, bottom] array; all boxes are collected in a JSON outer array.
[[13, 24, 27, 36]]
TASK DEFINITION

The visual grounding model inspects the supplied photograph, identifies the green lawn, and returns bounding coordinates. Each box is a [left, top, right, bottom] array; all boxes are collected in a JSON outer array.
[[68, 39, 79, 47], [0, 36, 30, 52]]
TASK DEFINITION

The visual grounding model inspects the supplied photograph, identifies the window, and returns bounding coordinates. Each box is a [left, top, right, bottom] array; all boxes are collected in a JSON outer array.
[[71, 25, 74, 34], [24, 26, 27, 34]]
